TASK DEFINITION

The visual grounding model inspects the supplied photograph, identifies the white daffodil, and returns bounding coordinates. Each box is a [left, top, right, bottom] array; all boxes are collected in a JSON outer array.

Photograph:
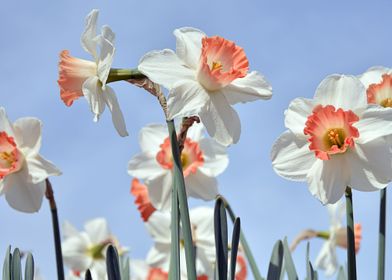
[[315, 200, 362, 276], [0, 107, 61, 213], [358, 66, 392, 107], [130, 259, 169, 280], [62, 218, 127, 280], [271, 75, 392, 204], [145, 207, 216, 279], [128, 122, 228, 210], [58, 9, 128, 137], [138, 27, 272, 146]]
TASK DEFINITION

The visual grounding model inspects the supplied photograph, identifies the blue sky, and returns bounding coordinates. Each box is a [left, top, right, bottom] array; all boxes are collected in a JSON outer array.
[[0, 1, 391, 279]]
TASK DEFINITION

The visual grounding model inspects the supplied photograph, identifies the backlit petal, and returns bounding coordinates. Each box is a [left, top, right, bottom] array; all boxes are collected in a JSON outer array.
[[81, 9, 99, 58], [128, 154, 166, 181], [82, 76, 106, 121], [284, 98, 314, 135], [12, 117, 42, 156], [97, 26, 115, 85], [198, 138, 229, 177], [139, 124, 167, 154], [174, 27, 205, 69], [25, 154, 61, 184], [103, 86, 128, 137], [185, 170, 218, 200], [84, 218, 111, 244], [355, 106, 392, 144], [221, 71, 272, 105], [0, 107, 15, 137], [358, 66, 392, 89]]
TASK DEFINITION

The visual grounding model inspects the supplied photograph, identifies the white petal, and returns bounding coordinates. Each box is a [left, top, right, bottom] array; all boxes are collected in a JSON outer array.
[[139, 124, 167, 154], [345, 147, 388, 191], [128, 153, 166, 181], [84, 218, 110, 244], [138, 49, 195, 89], [271, 131, 315, 181], [103, 86, 128, 137], [315, 241, 338, 277], [189, 207, 215, 248], [0, 107, 15, 137], [62, 233, 92, 271], [167, 80, 210, 120], [146, 244, 170, 271], [81, 9, 99, 58], [0, 179, 4, 195], [185, 122, 204, 141], [25, 155, 61, 184], [63, 221, 80, 239], [358, 66, 392, 89], [174, 27, 205, 69], [284, 98, 314, 136], [198, 138, 228, 177], [199, 93, 241, 146], [355, 106, 392, 144], [327, 199, 344, 228], [307, 156, 349, 205], [221, 71, 272, 104], [4, 167, 46, 213], [82, 76, 106, 121], [12, 118, 42, 156], [314, 75, 367, 113], [97, 26, 115, 85], [185, 170, 219, 200], [130, 259, 149, 280], [145, 211, 171, 244], [146, 172, 172, 211]]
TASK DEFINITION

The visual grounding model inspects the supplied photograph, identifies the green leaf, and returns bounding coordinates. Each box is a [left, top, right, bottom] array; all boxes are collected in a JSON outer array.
[[282, 237, 298, 280], [2, 246, 11, 280], [24, 253, 34, 280], [214, 198, 228, 280], [11, 248, 22, 280], [169, 179, 180, 280], [106, 245, 121, 280], [167, 120, 196, 280], [85, 269, 93, 280], [266, 240, 283, 280], [229, 218, 241, 280], [120, 256, 130, 280]]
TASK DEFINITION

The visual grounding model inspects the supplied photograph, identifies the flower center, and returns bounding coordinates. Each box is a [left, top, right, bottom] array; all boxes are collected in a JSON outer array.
[[367, 74, 392, 107], [0, 132, 23, 179], [304, 105, 360, 160], [196, 36, 249, 91], [86, 240, 112, 260], [156, 137, 204, 177]]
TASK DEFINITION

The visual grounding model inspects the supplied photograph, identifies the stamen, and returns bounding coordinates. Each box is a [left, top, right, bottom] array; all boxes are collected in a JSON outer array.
[[381, 98, 392, 108], [326, 128, 345, 148], [0, 152, 14, 166], [211, 61, 223, 71]]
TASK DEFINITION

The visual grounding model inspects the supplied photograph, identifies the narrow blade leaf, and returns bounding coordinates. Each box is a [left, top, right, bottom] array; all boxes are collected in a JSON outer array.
[[85, 269, 93, 280], [229, 218, 241, 280], [214, 198, 228, 280], [2, 246, 11, 280], [106, 245, 121, 280], [282, 237, 298, 280], [24, 253, 34, 280], [11, 248, 22, 280], [266, 240, 283, 280]]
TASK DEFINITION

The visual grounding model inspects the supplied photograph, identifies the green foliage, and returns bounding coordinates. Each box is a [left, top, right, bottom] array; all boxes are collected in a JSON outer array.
[[2, 246, 35, 280], [106, 245, 121, 280], [266, 240, 283, 280], [214, 198, 229, 280]]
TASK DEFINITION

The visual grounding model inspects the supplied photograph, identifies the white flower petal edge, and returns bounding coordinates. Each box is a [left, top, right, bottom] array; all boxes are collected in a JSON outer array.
[[174, 27, 205, 69], [138, 49, 195, 89], [271, 131, 316, 181], [284, 98, 314, 136], [81, 9, 99, 58], [221, 71, 272, 105], [315, 241, 338, 277], [314, 74, 367, 114], [358, 66, 392, 89]]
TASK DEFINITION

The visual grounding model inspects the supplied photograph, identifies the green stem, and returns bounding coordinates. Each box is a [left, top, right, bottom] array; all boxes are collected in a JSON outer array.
[[45, 179, 65, 280], [378, 188, 387, 280], [169, 182, 180, 280], [345, 187, 357, 280], [106, 68, 145, 84], [167, 120, 197, 280], [218, 195, 263, 280]]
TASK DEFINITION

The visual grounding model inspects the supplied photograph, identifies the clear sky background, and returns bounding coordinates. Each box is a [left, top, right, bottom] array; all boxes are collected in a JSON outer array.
[[0, 1, 391, 279]]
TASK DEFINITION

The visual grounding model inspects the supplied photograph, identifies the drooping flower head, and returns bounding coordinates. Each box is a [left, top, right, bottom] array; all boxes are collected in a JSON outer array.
[[58, 9, 128, 137], [271, 75, 392, 204], [0, 107, 61, 213], [128, 123, 228, 210], [138, 27, 272, 146]]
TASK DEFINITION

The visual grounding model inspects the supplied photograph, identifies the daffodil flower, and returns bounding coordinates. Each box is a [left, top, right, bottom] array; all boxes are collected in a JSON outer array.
[[0, 107, 61, 212], [62, 218, 127, 279], [271, 75, 392, 204], [128, 123, 228, 210], [138, 27, 272, 146], [58, 9, 128, 137], [315, 200, 362, 276]]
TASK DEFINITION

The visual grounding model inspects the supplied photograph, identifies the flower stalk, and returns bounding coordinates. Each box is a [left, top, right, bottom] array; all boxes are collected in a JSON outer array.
[[217, 195, 263, 280], [167, 120, 197, 280], [378, 188, 387, 280], [106, 68, 145, 84], [45, 179, 65, 280], [345, 187, 357, 280]]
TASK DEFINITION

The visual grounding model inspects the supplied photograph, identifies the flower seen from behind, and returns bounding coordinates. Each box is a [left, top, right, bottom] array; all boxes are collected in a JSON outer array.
[[128, 123, 228, 210], [58, 9, 128, 137], [271, 75, 392, 204], [138, 27, 272, 146], [0, 107, 61, 213]]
